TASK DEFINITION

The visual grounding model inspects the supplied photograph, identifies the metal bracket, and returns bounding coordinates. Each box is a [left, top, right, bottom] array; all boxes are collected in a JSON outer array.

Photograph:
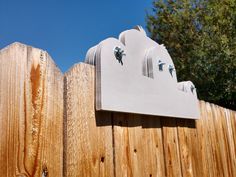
[[85, 26, 200, 119]]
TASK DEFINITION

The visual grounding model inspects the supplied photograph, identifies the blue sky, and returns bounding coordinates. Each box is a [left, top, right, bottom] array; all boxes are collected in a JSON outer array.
[[0, 0, 153, 72]]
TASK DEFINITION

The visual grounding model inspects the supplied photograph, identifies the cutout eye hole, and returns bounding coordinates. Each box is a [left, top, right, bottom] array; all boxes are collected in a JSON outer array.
[[168, 65, 175, 77], [114, 46, 126, 65], [158, 60, 165, 71], [191, 85, 196, 93]]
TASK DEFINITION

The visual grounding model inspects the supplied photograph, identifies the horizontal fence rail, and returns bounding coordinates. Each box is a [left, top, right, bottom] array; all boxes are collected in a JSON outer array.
[[0, 43, 236, 177]]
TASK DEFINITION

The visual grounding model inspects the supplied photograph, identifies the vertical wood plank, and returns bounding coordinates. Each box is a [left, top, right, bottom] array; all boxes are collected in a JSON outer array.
[[189, 118, 203, 177], [177, 118, 201, 177], [195, 101, 212, 177], [0, 43, 64, 176], [64, 63, 114, 177], [177, 119, 193, 177], [212, 104, 232, 177], [221, 106, 236, 177], [141, 116, 165, 177], [161, 118, 182, 177], [200, 101, 219, 177], [230, 111, 236, 148], [224, 108, 236, 177], [113, 113, 165, 177], [113, 113, 143, 177], [206, 103, 223, 177], [112, 113, 130, 177]]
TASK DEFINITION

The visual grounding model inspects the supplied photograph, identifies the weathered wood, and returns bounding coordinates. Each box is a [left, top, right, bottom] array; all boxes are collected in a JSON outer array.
[[212, 104, 232, 177], [1, 48, 236, 177], [177, 119, 198, 177], [65, 63, 236, 177], [0, 43, 63, 176], [205, 102, 222, 177], [224, 108, 236, 177], [161, 118, 182, 177], [113, 113, 142, 177], [64, 63, 114, 177], [113, 113, 165, 177], [196, 101, 215, 177], [141, 115, 165, 177]]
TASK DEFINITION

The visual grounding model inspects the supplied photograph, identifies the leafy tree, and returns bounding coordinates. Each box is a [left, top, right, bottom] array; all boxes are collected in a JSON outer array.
[[147, 0, 236, 110]]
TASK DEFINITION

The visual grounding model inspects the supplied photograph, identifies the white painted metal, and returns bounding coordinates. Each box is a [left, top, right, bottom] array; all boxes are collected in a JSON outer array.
[[85, 26, 200, 119]]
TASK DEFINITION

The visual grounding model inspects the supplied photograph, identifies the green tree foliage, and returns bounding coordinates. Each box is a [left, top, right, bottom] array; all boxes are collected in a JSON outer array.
[[147, 0, 236, 109]]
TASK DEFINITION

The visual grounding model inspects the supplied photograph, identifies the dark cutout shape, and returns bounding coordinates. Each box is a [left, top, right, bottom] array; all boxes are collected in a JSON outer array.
[[114, 46, 126, 65]]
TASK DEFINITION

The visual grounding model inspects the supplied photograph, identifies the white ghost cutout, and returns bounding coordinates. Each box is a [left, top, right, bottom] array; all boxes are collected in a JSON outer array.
[[85, 26, 200, 119]]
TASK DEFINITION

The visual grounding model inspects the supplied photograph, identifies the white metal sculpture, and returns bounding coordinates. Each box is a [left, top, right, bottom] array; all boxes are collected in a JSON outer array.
[[85, 26, 200, 119]]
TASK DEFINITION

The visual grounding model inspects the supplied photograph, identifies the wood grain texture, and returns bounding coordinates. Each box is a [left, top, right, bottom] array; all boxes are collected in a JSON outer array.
[[161, 118, 182, 177], [177, 119, 198, 177], [67, 64, 235, 177], [212, 104, 232, 177], [113, 113, 165, 177], [141, 115, 165, 177], [196, 101, 236, 177], [64, 63, 114, 177], [224, 108, 236, 177], [205, 102, 222, 177], [1, 51, 236, 177], [195, 101, 212, 177], [0, 43, 63, 176]]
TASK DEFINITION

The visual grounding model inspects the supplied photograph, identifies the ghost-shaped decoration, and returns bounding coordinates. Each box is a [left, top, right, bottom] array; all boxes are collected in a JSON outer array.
[[85, 26, 200, 119]]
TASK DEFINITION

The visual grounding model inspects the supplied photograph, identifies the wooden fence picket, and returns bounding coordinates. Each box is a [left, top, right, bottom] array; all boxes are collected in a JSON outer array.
[[0, 43, 64, 176]]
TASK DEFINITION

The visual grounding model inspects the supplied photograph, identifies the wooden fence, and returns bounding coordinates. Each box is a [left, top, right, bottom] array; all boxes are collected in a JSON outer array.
[[0, 43, 235, 177]]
